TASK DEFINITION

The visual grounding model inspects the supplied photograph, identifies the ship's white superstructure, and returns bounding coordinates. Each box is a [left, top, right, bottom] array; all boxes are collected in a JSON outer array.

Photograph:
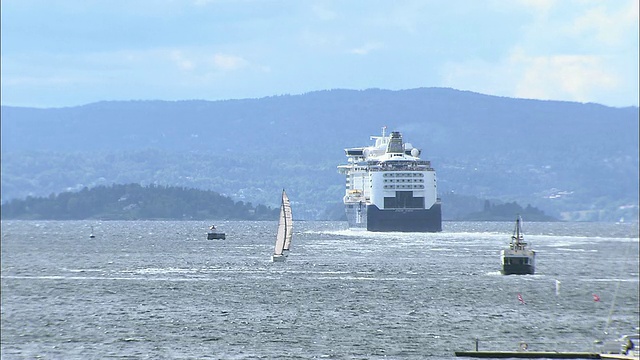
[[337, 128, 442, 232]]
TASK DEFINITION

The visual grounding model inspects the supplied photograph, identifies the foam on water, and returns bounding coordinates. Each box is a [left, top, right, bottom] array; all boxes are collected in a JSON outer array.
[[2, 220, 638, 359]]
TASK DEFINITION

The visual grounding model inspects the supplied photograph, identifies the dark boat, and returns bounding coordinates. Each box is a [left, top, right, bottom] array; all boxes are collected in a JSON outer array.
[[207, 225, 225, 240], [500, 215, 535, 275]]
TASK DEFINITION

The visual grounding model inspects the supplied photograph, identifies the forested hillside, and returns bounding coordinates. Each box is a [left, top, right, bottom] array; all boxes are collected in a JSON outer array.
[[0, 183, 279, 220], [2, 88, 638, 221], [1, 183, 556, 221]]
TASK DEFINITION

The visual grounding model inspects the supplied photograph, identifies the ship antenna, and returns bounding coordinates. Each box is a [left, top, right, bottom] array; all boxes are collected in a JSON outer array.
[[382, 126, 386, 138]]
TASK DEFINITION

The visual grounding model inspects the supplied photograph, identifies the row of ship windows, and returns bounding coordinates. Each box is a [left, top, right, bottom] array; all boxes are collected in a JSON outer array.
[[504, 258, 531, 265], [384, 185, 425, 189], [346, 180, 430, 185], [383, 173, 424, 177], [384, 179, 424, 183], [345, 173, 425, 178]]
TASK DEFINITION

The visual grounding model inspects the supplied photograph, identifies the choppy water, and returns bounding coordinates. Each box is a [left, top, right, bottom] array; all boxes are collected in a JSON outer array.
[[2, 220, 639, 359]]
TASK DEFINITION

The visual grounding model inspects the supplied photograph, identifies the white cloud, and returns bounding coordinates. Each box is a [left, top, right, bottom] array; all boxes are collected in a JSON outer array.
[[3, 0, 636, 107], [515, 0, 557, 16], [98, 48, 250, 73], [3, 48, 255, 90], [509, 49, 618, 102], [568, 0, 639, 47], [439, 0, 638, 106], [312, 3, 338, 21], [1, 75, 88, 87], [298, 29, 345, 51], [441, 48, 621, 104], [211, 54, 249, 71], [166, 49, 252, 73], [349, 42, 383, 55], [512, 0, 557, 17], [193, 0, 214, 5], [169, 50, 195, 71]]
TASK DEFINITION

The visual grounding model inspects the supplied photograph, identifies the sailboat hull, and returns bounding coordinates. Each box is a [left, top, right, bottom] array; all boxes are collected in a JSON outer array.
[[271, 254, 286, 262]]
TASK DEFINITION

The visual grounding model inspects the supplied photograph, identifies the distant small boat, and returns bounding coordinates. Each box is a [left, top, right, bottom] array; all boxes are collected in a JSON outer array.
[[89, 226, 96, 239], [500, 215, 535, 275], [271, 189, 292, 262], [207, 225, 226, 240]]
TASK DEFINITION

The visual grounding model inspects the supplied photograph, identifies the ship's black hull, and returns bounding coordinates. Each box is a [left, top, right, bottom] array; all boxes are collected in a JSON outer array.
[[501, 264, 535, 275], [345, 203, 442, 232]]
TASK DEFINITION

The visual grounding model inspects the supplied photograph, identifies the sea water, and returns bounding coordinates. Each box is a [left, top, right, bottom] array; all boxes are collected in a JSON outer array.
[[1, 220, 638, 359]]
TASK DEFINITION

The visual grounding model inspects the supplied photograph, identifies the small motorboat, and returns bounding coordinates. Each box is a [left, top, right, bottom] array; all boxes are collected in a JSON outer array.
[[207, 225, 225, 240]]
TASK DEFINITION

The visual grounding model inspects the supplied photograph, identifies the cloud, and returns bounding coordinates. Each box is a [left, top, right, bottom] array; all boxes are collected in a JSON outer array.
[[4, 48, 254, 91], [116, 48, 257, 76], [441, 48, 621, 104], [298, 29, 346, 52], [1, 75, 87, 87], [193, 0, 215, 5], [440, 0, 637, 106], [515, 0, 556, 16], [166, 49, 252, 72], [169, 50, 195, 71], [108, 48, 250, 73], [509, 49, 618, 102], [3, 0, 636, 107], [211, 54, 249, 71], [349, 42, 383, 55], [312, 3, 338, 21], [568, 0, 639, 47]]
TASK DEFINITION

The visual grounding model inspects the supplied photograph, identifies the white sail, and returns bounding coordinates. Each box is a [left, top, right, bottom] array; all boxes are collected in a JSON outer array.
[[272, 189, 292, 261], [282, 191, 293, 252]]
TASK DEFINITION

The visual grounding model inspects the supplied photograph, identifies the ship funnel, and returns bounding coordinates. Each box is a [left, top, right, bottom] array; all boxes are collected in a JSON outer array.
[[386, 131, 403, 153]]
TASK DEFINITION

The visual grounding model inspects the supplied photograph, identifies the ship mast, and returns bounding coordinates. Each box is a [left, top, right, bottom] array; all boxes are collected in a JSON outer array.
[[512, 215, 525, 249]]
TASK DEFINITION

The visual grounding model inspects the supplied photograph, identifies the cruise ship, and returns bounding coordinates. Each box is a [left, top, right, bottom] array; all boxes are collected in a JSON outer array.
[[337, 128, 442, 232]]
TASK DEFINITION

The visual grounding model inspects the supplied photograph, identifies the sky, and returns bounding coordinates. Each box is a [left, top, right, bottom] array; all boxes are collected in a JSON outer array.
[[1, 0, 638, 108]]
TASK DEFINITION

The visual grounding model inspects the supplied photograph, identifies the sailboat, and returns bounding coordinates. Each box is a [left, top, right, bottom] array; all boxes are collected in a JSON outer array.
[[89, 226, 96, 239], [271, 189, 292, 262], [500, 215, 535, 275]]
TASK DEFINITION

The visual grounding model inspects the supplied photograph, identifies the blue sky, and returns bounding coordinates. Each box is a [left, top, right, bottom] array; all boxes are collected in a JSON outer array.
[[1, 0, 638, 108]]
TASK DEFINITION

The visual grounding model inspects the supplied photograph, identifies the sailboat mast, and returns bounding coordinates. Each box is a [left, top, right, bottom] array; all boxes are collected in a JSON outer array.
[[282, 191, 287, 243], [282, 191, 288, 245]]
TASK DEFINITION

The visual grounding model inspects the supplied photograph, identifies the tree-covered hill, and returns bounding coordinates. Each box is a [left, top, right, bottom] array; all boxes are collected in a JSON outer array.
[[0, 183, 280, 220], [2, 87, 638, 221], [0, 182, 558, 221], [460, 200, 558, 221]]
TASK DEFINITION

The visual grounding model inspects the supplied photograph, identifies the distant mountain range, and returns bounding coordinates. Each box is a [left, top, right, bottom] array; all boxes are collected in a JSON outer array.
[[2, 87, 638, 221]]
